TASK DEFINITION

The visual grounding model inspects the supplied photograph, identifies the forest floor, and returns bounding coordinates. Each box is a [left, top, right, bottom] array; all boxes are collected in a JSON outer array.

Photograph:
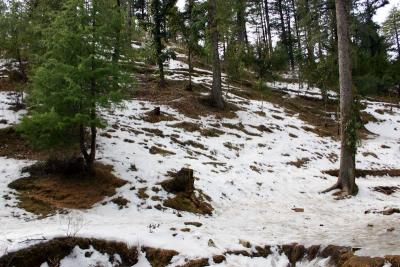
[[0, 49, 400, 266]]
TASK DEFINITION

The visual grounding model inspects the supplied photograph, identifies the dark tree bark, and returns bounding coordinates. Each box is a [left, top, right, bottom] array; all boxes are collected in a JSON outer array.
[[263, 0, 273, 55], [284, 0, 295, 70], [323, 0, 357, 196], [152, 0, 165, 87], [208, 0, 224, 109], [236, 0, 248, 46]]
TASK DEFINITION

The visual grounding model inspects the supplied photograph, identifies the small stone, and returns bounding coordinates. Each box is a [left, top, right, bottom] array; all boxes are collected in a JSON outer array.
[[239, 239, 251, 248], [208, 239, 216, 247], [292, 208, 304, 213]]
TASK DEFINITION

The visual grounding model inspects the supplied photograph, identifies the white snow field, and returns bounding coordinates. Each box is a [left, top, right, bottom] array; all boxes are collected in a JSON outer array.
[[0, 57, 399, 266]]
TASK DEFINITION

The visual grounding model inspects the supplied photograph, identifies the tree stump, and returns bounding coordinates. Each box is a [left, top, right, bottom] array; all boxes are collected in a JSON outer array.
[[161, 168, 194, 194], [152, 107, 161, 116]]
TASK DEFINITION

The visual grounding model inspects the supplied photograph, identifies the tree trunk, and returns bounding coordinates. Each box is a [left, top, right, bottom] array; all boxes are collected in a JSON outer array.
[[113, 0, 122, 63], [394, 17, 400, 57], [324, 0, 357, 195], [285, 0, 295, 70], [208, 0, 224, 109], [236, 0, 247, 46], [263, 0, 273, 55], [152, 0, 165, 87]]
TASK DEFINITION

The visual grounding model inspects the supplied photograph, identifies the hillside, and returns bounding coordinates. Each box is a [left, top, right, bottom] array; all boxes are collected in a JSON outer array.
[[0, 48, 400, 266]]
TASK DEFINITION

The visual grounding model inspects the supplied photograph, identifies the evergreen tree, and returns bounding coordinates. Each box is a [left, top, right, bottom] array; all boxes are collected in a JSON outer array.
[[18, 0, 133, 172], [383, 7, 400, 59]]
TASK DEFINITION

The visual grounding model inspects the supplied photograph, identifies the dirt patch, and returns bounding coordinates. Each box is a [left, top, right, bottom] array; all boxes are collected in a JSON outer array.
[[2, 237, 400, 267], [287, 157, 310, 168], [133, 79, 239, 119], [168, 121, 201, 132], [111, 196, 130, 209], [222, 122, 261, 137], [149, 146, 176, 156], [0, 237, 139, 267], [8, 162, 127, 217], [373, 186, 400, 195], [323, 169, 400, 178], [168, 121, 224, 137], [142, 107, 177, 123], [142, 247, 178, 267]]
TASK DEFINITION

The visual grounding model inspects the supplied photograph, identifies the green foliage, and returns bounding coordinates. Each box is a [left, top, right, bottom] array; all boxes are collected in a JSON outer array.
[[382, 7, 400, 59], [0, 0, 29, 78], [225, 43, 246, 82], [18, 0, 133, 151], [345, 97, 362, 154]]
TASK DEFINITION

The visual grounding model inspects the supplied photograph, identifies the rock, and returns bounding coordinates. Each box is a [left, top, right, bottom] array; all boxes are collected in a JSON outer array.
[[178, 258, 209, 267], [143, 247, 178, 267], [212, 255, 226, 264], [254, 245, 271, 257], [382, 208, 400, 215], [239, 239, 251, 248], [184, 222, 202, 227], [292, 208, 304, 212], [208, 239, 216, 247]]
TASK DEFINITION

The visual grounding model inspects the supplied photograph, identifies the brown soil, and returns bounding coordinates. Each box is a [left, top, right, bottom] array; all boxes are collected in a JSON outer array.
[[133, 78, 239, 119], [149, 146, 176, 156], [373, 186, 400, 195], [229, 82, 378, 140], [323, 169, 400, 178], [287, 157, 310, 168], [0, 237, 139, 267], [1, 237, 400, 267], [143, 247, 179, 267], [8, 163, 127, 217]]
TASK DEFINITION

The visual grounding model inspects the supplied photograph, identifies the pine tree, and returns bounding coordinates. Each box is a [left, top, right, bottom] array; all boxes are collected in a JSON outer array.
[[383, 7, 400, 59], [18, 0, 133, 172]]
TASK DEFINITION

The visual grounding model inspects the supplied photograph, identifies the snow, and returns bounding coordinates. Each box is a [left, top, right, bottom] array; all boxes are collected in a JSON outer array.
[[266, 81, 338, 100], [0, 91, 26, 129], [0, 58, 399, 265], [40, 245, 123, 267]]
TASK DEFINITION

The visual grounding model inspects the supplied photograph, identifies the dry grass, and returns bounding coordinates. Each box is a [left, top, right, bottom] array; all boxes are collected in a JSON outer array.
[[8, 163, 127, 217], [133, 78, 239, 119], [0, 237, 139, 267]]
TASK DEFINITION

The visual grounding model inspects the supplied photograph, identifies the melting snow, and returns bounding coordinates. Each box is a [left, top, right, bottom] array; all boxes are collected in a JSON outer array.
[[0, 57, 399, 265]]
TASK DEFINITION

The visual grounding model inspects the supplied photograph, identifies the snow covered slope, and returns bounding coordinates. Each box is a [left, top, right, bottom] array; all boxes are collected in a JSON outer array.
[[0, 57, 399, 266]]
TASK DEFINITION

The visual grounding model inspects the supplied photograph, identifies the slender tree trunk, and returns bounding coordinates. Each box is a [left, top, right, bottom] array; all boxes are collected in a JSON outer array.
[[152, 0, 165, 87], [263, 0, 273, 55], [285, 0, 295, 70], [236, 0, 247, 45], [291, 0, 301, 52], [304, 0, 314, 63], [394, 19, 400, 57], [208, 0, 224, 109], [324, 0, 357, 195], [113, 0, 122, 63]]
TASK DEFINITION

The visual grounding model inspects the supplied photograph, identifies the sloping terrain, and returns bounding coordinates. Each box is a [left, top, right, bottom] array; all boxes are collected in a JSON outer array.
[[0, 53, 399, 266]]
